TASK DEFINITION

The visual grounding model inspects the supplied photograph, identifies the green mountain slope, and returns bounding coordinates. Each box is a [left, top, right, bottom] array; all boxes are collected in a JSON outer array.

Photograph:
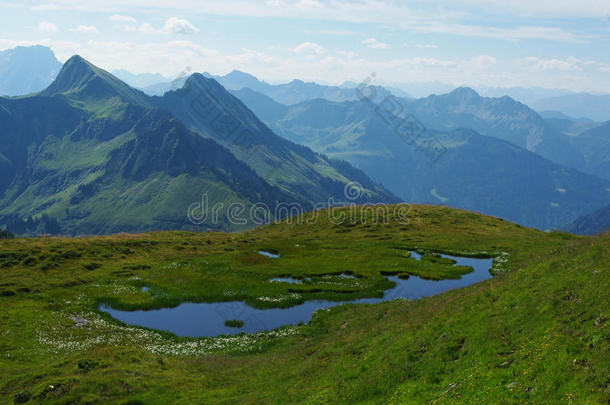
[[0, 56, 396, 235], [0, 57, 292, 235], [154, 74, 397, 205], [234, 88, 610, 229], [42, 55, 151, 109], [0, 206, 607, 403]]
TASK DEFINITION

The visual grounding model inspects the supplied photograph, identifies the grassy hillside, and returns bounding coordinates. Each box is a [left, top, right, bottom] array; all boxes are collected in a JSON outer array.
[[0, 205, 607, 403]]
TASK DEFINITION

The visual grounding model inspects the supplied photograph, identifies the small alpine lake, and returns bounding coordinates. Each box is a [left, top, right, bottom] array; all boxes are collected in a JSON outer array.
[[100, 252, 494, 337]]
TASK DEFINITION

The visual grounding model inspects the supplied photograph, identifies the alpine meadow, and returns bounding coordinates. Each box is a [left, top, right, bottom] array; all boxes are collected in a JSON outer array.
[[0, 1, 609, 404]]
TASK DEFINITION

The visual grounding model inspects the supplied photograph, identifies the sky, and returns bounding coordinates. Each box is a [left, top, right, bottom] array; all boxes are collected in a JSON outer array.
[[1, 0, 609, 93]]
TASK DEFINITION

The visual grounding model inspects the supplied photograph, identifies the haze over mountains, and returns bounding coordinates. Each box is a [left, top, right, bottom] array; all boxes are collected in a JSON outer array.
[[394, 88, 585, 169], [477, 86, 610, 121], [0, 45, 609, 235], [0, 46, 62, 96], [143, 69, 403, 106], [0, 54, 394, 235], [567, 203, 610, 235], [3, 45, 610, 122], [234, 88, 610, 229]]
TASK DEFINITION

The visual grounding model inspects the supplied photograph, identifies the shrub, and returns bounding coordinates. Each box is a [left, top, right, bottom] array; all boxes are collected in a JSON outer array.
[[40, 263, 53, 271], [0, 229, 14, 239], [13, 391, 31, 403], [22, 257, 38, 266], [77, 359, 98, 372]]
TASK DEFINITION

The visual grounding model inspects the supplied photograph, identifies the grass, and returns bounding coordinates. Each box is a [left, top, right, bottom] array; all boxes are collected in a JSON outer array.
[[0, 204, 607, 403]]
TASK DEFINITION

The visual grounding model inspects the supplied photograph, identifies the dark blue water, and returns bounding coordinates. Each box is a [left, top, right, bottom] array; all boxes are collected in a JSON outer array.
[[101, 252, 493, 337]]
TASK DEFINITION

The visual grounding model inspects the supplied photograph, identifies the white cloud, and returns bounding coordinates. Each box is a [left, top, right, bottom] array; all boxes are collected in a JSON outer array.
[[36, 21, 58, 32], [23, 0, 608, 19], [162, 17, 199, 34], [125, 22, 157, 34], [415, 44, 438, 49], [21, 0, 598, 43], [109, 14, 137, 24], [293, 42, 324, 55], [70, 25, 99, 34], [110, 15, 198, 35], [474, 54, 496, 68], [429, 0, 609, 19], [361, 38, 389, 49], [409, 23, 590, 43], [295, 0, 324, 10], [308, 29, 358, 36], [2, 37, 609, 93], [109, 14, 151, 33], [517, 56, 581, 71]]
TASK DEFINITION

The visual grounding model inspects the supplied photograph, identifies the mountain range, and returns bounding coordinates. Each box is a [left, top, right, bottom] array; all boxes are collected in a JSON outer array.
[[393, 87, 587, 170], [472, 86, 610, 121], [143, 69, 402, 105], [187, 69, 607, 179], [1, 45, 608, 234], [0, 55, 395, 235], [233, 88, 610, 229], [146, 76, 610, 122], [529, 93, 610, 122]]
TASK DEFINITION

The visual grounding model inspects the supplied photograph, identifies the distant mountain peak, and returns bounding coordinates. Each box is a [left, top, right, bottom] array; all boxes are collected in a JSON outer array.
[[184, 72, 215, 89], [43, 55, 104, 94], [8, 44, 57, 57], [42, 54, 149, 106], [181, 73, 229, 100], [448, 87, 480, 100], [226, 70, 257, 79], [217, 70, 263, 90], [0, 45, 62, 96]]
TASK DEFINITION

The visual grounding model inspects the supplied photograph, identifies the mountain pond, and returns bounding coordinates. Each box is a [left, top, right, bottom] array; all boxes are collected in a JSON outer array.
[[100, 252, 494, 337]]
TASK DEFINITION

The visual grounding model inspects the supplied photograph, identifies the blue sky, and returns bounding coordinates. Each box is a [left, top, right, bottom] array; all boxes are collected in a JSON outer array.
[[1, 0, 609, 92]]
